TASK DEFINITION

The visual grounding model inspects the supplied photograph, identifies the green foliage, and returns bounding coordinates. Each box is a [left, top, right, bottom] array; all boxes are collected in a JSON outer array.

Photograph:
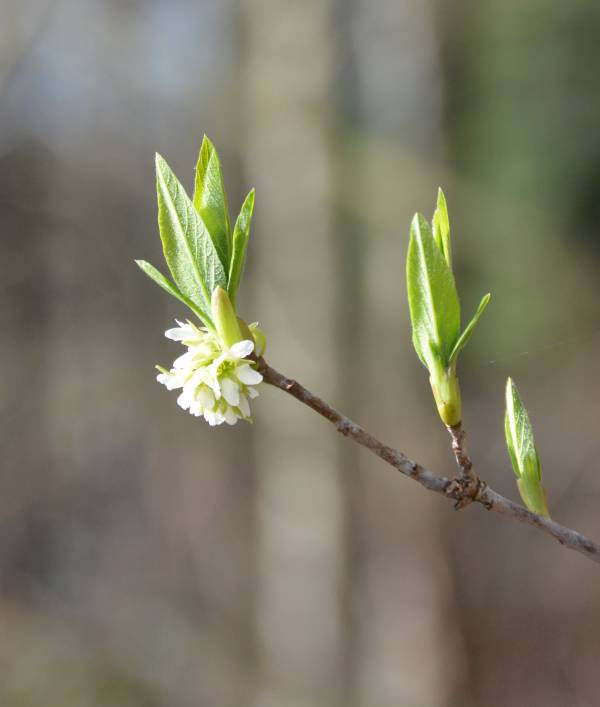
[[504, 378, 549, 517], [449, 293, 491, 365], [194, 135, 232, 270], [135, 260, 211, 327], [432, 187, 451, 267], [154, 153, 227, 324], [406, 190, 491, 426], [228, 189, 255, 305], [406, 213, 460, 371], [137, 140, 257, 331]]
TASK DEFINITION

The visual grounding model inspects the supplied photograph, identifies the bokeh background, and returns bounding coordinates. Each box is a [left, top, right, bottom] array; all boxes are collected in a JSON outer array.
[[2, 1, 600, 705]]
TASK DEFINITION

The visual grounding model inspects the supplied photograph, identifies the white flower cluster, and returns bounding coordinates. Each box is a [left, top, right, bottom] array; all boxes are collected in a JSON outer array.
[[157, 320, 263, 426]]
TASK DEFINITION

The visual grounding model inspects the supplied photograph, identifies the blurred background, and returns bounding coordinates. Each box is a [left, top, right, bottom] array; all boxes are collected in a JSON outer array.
[[2, 1, 600, 705]]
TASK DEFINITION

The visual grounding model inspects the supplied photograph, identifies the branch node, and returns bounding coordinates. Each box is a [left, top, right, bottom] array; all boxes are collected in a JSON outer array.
[[336, 419, 352, 435]]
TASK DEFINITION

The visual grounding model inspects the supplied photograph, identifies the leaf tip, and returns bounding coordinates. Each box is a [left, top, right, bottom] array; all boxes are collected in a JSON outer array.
[[506, 376, 518, 405], [155, 153, 169, 176], [201, 133, 214, 150], [410, 212, 427, 239]]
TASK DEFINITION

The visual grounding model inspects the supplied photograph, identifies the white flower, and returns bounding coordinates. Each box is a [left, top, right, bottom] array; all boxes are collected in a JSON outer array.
[[156, 320, 263, 425]]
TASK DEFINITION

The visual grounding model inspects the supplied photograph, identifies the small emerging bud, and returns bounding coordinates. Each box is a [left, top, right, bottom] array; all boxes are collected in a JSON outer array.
[[249, 322, 267, 357], [236, 318, 267, 358], [504, 378, 549, 517]]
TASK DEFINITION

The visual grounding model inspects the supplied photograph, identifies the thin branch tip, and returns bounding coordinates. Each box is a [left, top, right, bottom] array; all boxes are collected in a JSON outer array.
[[258, 357, 600, 566]]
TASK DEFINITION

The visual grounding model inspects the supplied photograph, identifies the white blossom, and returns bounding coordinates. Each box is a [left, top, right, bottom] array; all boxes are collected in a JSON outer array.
[[156, 320, 263, 425]]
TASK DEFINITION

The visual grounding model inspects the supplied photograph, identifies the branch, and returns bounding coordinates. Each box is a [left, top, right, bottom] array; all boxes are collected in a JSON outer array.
[[257, 358, 600, 565]]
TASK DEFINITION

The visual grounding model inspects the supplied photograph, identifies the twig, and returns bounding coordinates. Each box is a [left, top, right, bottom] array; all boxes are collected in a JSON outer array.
[[257, 357, 600, 565], [445, 422, 480, 509], [447, 423, 472, 479]]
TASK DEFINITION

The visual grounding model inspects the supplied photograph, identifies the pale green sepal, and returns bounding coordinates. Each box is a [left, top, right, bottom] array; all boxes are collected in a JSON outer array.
[[155, 153, 227, 316], [432, 187, 451, 267], [249, 322, 267, 357], [135, 259, 214, 328], [211, 286, 243, 348], [237, 318, 266, 357], [504, 378, 549, 517], [228, 188, 255, 305], [429, 360, 461, 427], [193, 136, 232, 269], [448, 293, 491, 365], [406, 213, 460, 371]]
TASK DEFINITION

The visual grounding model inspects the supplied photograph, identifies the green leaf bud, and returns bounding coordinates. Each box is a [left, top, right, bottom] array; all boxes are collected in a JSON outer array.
[[504, 378, 549, 517]]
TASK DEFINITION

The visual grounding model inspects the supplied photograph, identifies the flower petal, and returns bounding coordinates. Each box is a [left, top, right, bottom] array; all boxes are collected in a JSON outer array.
[[230, 339, 254, 359], [238, 393, 251, 418], [177, 391, 191, 410], [224, 406, 239, 425], [173, 350, 195, 369], [236, 364, 263, 385], [221, 377, 240, 406], [197, 386, 215, 411], [204, 409, 222, 426]]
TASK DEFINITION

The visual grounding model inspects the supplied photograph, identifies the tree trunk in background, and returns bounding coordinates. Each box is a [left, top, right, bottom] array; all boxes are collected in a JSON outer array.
[[331, 2, 364, 703], [241, 0, 468, 704], [334, 1, 467, 705], [241, 2, 344, 706], [439, 2, 600, 706]]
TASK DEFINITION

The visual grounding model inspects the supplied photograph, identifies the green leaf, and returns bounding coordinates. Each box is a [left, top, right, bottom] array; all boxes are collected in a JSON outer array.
[[448, 293, 491, 365], [193, 136, 232, 270], [156, 153, 227, 315], [406, 213, 460, 369], [504, 378, 541, 482], [135, 260, 213, 327], [227, 189, 255, 305], [432, 187, 451, 267]]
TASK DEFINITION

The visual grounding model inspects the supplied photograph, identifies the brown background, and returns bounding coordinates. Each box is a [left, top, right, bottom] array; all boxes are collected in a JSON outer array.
[[2, 1, 600, 705]]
